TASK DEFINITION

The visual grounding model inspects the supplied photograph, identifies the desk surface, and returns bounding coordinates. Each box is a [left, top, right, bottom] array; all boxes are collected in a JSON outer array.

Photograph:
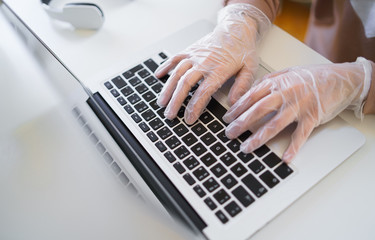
[[1, 0, 375, 240]]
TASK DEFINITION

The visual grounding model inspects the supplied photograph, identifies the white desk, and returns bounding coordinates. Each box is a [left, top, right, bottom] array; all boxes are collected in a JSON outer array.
[[1, 0, 374, 239]]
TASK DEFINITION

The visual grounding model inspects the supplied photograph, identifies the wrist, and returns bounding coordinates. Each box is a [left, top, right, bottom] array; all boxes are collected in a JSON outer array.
[[218, 3, 271, 41], [363, 61, 375, 114]]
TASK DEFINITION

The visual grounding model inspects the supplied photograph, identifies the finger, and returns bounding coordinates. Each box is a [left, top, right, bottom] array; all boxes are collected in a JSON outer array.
[[223, 81, 272, 124], [225, 92, 282, 139], [240, 106, 295, 153], [157, 59, 193, 107], [183, 75, 222, 125], [164, 69, 203, 120], [155, 54, 187, 78], [282, 117, 315, 163], [227, 66, 255, 106]]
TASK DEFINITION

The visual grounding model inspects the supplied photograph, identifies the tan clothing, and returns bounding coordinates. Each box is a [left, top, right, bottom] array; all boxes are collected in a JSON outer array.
[[225, 0, 375, 112]]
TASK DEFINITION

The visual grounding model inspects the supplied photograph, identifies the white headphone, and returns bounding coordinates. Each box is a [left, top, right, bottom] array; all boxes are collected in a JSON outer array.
[[41, 0, 104, 30]]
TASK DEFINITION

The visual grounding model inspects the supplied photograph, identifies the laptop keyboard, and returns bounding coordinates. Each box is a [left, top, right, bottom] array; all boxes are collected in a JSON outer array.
[[103, 52, 294, 224]]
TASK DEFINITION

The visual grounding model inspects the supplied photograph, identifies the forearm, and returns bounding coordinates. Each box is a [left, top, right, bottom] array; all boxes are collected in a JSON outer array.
[[363, 61, 375, 114], [223, 0, 280, 22]]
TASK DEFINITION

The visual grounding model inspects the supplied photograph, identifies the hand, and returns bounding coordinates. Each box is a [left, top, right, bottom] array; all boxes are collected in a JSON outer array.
[[155, 4, 271, 125], [223, 58, 372, 163]]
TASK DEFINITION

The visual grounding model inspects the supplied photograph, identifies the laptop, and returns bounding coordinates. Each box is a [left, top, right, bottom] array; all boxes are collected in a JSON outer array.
[[2, 1, 366, 240]]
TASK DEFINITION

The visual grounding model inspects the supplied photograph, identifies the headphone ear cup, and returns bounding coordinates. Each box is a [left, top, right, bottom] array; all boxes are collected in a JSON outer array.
[[62, 3, 104, 29]]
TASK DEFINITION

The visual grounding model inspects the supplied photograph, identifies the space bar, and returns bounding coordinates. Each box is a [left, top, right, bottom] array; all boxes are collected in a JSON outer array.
[[206, 98, 228, 125]]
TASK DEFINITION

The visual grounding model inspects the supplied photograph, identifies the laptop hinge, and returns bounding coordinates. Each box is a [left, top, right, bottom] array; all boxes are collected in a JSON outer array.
[[87, 92, 207, 234]]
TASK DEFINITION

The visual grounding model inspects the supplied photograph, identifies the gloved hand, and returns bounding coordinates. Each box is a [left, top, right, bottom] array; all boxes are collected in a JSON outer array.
[[223, 57, 372, 163], [155, 3, 271, 125]]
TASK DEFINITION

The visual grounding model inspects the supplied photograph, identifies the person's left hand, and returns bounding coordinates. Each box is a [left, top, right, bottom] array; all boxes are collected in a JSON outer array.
[[222, 59, 371, 163]]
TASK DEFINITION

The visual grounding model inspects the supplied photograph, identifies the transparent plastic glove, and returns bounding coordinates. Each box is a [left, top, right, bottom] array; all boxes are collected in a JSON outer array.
[[223, 57, 372, 163], [155, 3, 271, 125]]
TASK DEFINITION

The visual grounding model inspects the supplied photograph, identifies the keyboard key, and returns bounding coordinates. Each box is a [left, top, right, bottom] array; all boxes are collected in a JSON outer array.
[[238, 131, 252, 142], [200, 132, 216, 146], [164, 151, 176, 163], [142, 91, 156, 102], [217, 130, 230, 143], [155, 141, 167, 152], [183, 173, 196, 185], [157, 108, 166, 118], [210, 142, 226, 156], [260, 170, 280, 188], [262, 152, 282, 168], [221, 174, 238, 189], [151, 83, 163, 93], [173, 162, 186, 174], [210, 163, 227, 178], [123, 104, 134, 114], [117, 96, 127, 106], [177, 106, 185, 118], [158, 74, 169, 83], [207, 120, 223, 133], [174, 146, 190, 159], [156, 127, 172, 140], [248, 159, 265, 174], [206, 98, 227, 125], [191, 123, 207, 136], [203, 177, 220, 192], [131, 113, 142, 123], [254, 145, 270, 158], [191, 142, 207, 156], [173, 123, 189, 137], [141, 109, 156, 121], [138, 69, 150, 79], [149, 118, 164, 130], [145, 76, 158, 86], [215, 210, 229, 224], [121, 86, 134, 96], [138, 122, 150, 132], [135, 101, 149, 113], [230, 162, 247, 178], [112, 76, 127, 89], [237, 152, 254, 163], [199, 111, 214, 124], [123, 64, 143, 79], [183, 156, 199, 170], [104, 81, 113, 89], [129, 76, 141, 86], [110, 89, 120, 97], [159, 52, 168, 59], [193, 166, 209, 181], [274, 163, 294, 179], [149, 99, 160, 110], [200, 152, 217, 167], [193, 185, 206, 198], [204, 197, 217, 210], [127, 93, 141, 105], [135, 83, 148, 94], [165, 136, 181, 149], [220, 152, 236, 166], [144, 58, 158, 72], [242, 173, 267, 198], [165, 118, 180, 127], [181, 133, 197, 146], [227, 139, 241, 153], [146, 131, 158, 142], [232, 186, 254, 207], [213, 189, 230, 205], [224, 201, 242, 217]]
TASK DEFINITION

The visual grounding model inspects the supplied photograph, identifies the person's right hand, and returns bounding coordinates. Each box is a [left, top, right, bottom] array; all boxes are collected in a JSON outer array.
[[155, 3, 271, 125]]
